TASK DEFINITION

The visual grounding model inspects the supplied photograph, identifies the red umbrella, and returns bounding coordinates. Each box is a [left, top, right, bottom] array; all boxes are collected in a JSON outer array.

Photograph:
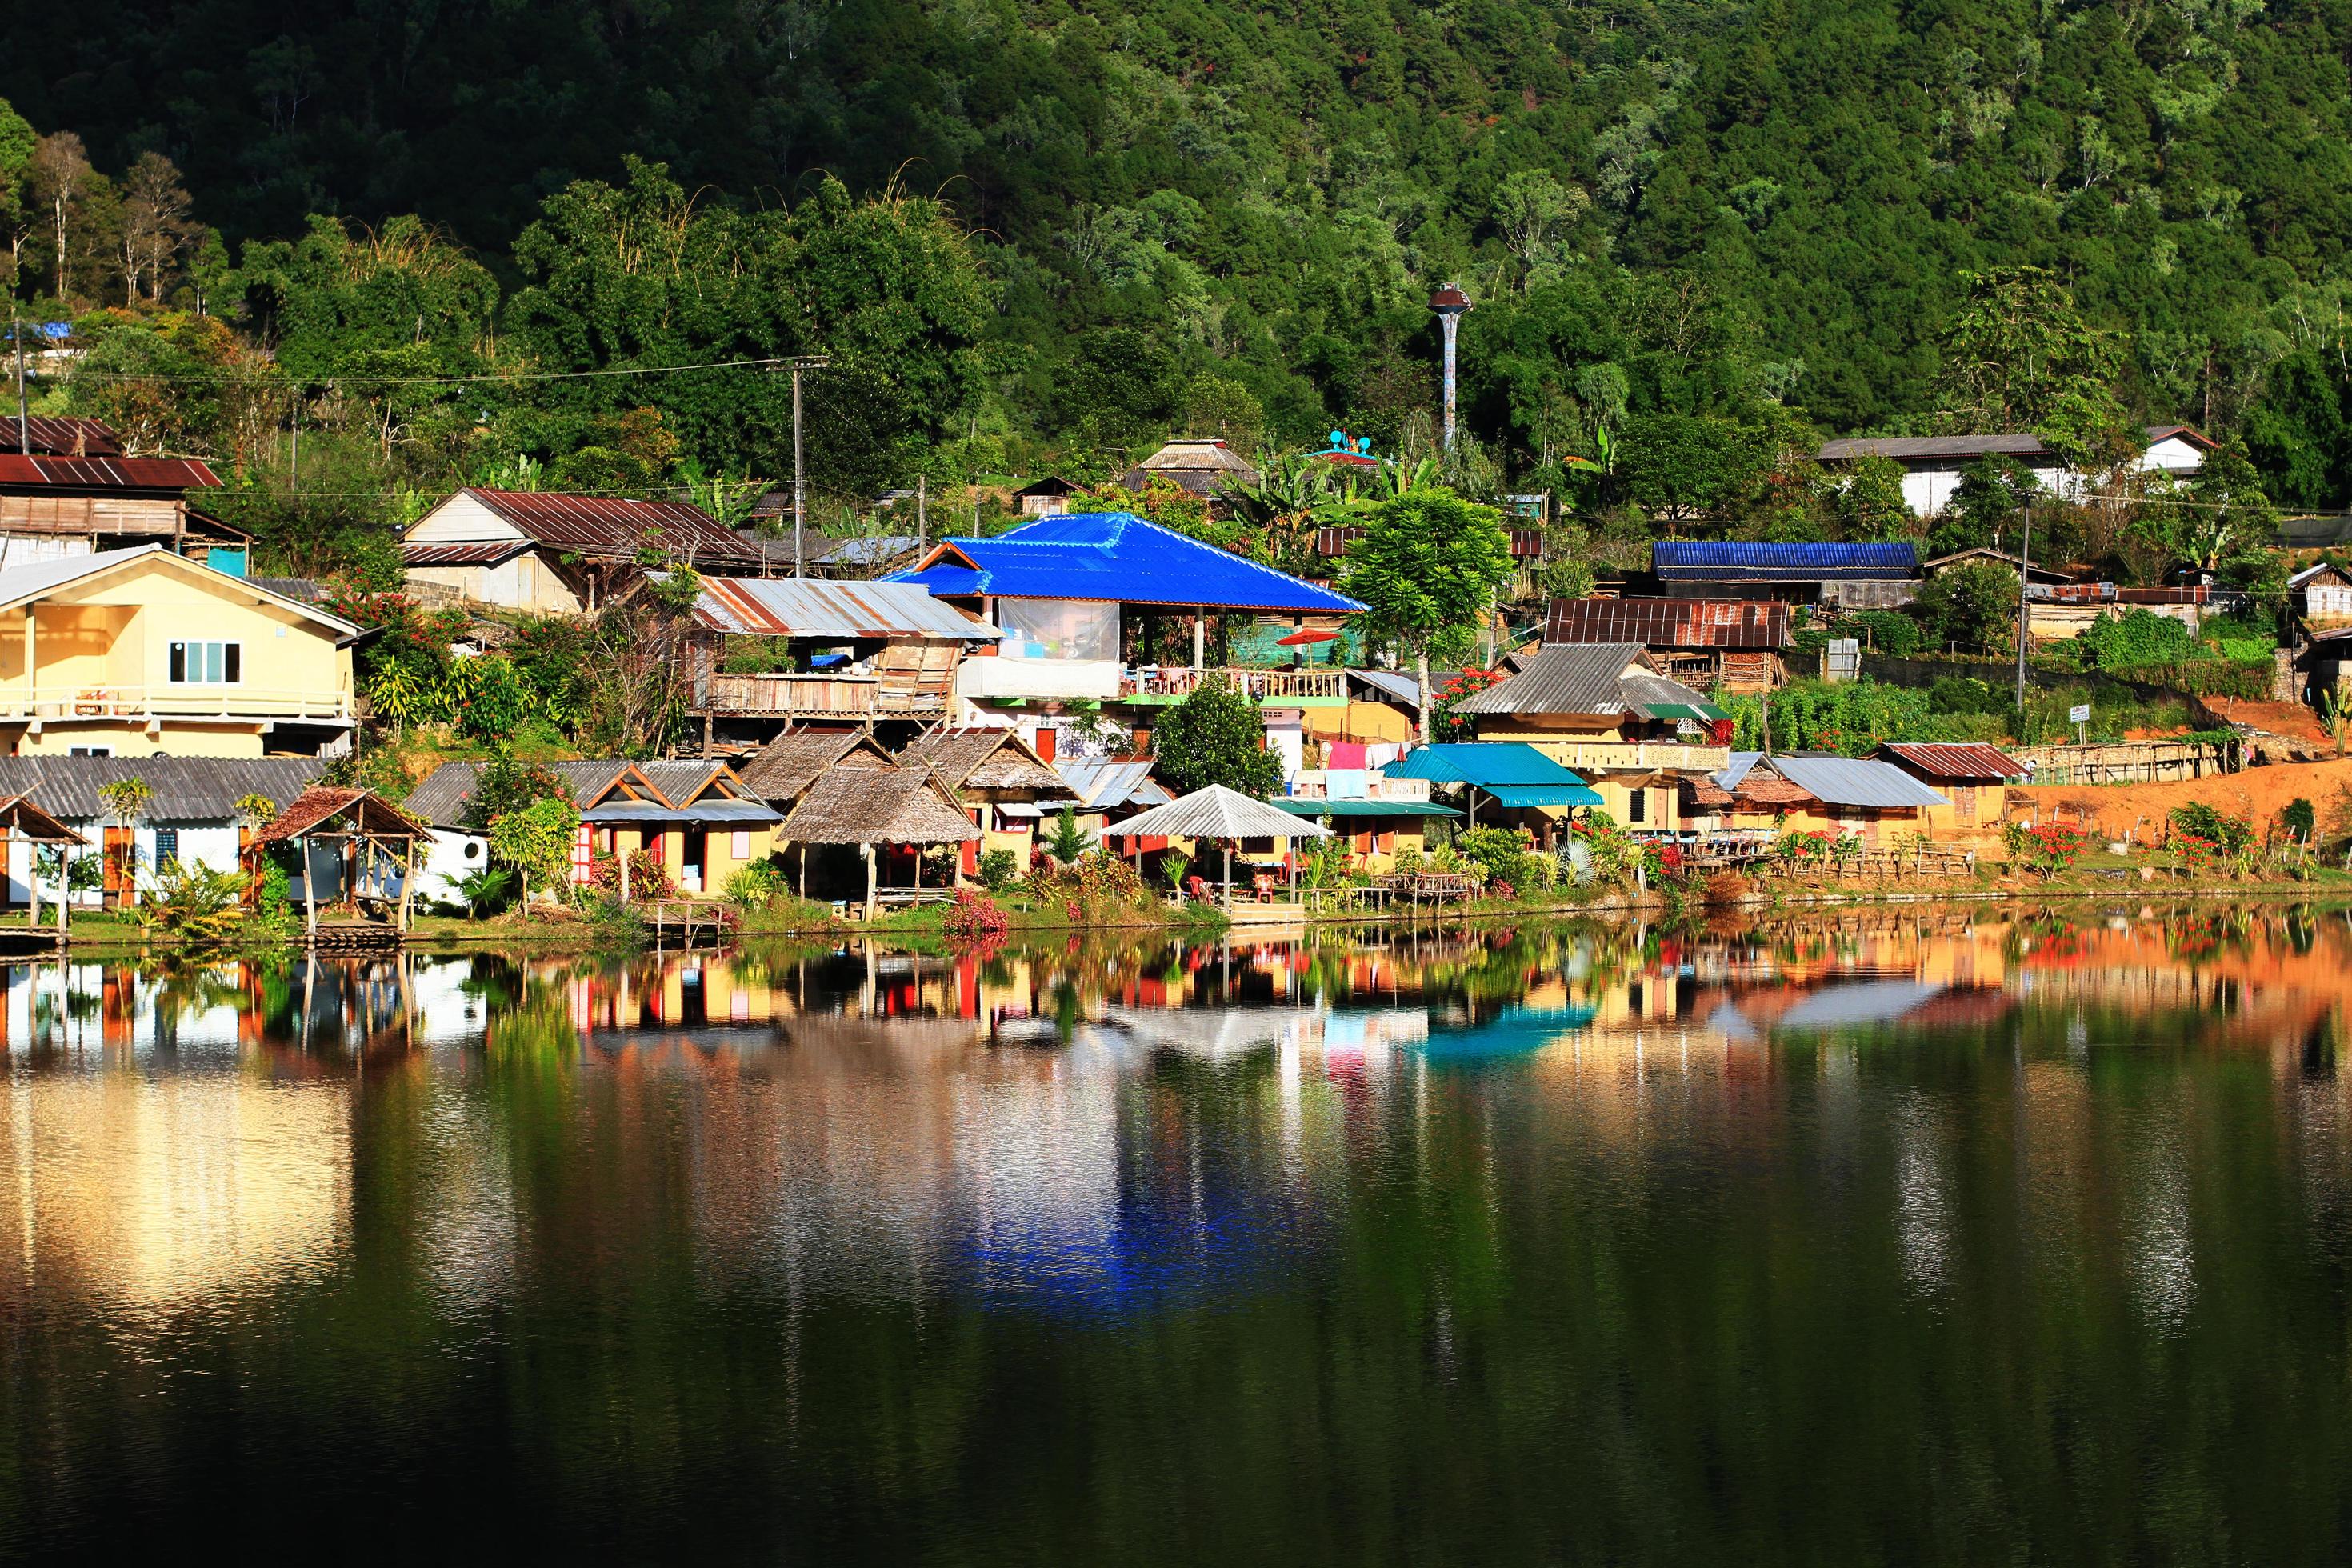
[[1276, 629, 1340, 646]]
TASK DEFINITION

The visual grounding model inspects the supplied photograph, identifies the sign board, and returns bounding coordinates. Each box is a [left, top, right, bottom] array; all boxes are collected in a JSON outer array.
[[2069, 704, 2091, 724]]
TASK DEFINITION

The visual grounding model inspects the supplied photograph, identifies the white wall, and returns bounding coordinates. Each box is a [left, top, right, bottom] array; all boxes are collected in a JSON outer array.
[[1890, 441, 2202, 518]]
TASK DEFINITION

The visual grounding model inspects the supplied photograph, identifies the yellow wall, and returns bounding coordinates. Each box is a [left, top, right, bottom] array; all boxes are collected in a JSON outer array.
[[0, 557, 351, 711], [1302, 700, 1415, 744], [1585, 777, 1682, 833], [606, 823, 782, 897], [10, 722, 266, 758]]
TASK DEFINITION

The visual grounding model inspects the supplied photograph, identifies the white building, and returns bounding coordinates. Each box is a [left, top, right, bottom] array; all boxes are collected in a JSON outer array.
[[0, 756, 324, 907], [1817, 426, 2216, 518]]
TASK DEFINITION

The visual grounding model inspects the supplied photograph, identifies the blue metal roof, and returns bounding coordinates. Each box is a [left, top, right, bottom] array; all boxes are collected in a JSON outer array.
[[888, 512, 1366, 614], [1485, 783, 1607, 808], [1653, 541, 1918, 580], [1382, 743, 1592, 788]]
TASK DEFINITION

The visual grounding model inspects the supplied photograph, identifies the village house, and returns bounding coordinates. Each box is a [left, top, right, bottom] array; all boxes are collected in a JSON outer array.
[[1815, 426, 2215, 517], [0, 546, 357, 759], [682, 575, 1004, 744], [1650, 541, 1921, 609], [734, 727, 977, 906], [889, 510, 1364, 755], [1542, 597, 1791, 692], [405, 759, 782, 903], [0, 415, 251, 574], [1014, 476, 1078, 518], [2293, 562, 2352, 626], [1874, 742, 2027, 834], [1052, 758, 1172, 842], [401, 488, 775, 613], [1269, 793, 1462, 874], [896, 726, 1076, 872], [0, 754, 325, 909], [1447, 642, 1728, 828], [1117, 438, 1261, 511], [1685, 753, 1950, 848]]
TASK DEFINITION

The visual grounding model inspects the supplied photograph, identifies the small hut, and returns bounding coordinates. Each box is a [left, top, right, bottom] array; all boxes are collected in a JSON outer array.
[[773, 766, 979, 918], [897, 727, 1077, 871], [0, 796, 85, 938], [250, 786, 434, 945], [1103, 784, 1330, 904]]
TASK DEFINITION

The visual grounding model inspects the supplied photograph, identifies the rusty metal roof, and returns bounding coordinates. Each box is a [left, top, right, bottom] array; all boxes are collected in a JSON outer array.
[[1876, 742, 2028, 781], [402, 541, 533, 567], [0, 452, 221, 490], [1543, 597, 1790, 649], [452, 488, 772, 568], [691, 576, 1002, 640], [6, 416, 122, 456]]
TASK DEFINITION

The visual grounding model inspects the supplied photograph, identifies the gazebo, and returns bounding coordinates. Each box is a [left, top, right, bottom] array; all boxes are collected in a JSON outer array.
[[0, 795, 86, 938], [772, 765, 980, 918], [250, 786, 434, 942], [1106, 784, 1330, 904]]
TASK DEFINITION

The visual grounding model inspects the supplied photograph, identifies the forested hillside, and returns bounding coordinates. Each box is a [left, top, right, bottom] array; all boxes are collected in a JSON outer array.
[[7, 0, 2352, 558]]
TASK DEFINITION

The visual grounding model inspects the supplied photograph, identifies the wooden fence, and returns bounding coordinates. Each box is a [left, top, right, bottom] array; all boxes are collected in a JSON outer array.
[[2010, 739, 2236, 786]]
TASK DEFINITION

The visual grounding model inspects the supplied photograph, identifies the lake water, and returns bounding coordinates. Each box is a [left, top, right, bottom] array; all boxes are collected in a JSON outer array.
[[5, 906, 2352, 1561]]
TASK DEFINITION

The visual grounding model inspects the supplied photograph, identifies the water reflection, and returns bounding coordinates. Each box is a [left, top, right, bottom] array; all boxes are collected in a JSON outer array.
[[6, 903, 2352, 1558]]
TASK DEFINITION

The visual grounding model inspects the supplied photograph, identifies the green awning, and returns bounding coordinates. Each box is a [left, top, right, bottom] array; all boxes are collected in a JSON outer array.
[[1642, 701, 1730, 722], [1270, 798, 1464, 818], [1484, 784, 1606, 808]]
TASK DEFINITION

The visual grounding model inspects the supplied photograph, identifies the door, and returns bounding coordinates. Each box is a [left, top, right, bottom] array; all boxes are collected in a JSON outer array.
[[102, 827, 134, 907], [682, 830, 706, 894]]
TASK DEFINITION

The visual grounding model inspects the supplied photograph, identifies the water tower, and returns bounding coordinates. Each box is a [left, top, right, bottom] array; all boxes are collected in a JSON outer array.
[[1430, 282, 1472, 448]]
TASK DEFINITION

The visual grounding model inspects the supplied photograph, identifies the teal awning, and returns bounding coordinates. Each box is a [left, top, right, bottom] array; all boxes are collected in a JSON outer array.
[[1642, 701, 1730, 722], [1270, 798, 1463, 818], [1482, 784, 1606, 808]]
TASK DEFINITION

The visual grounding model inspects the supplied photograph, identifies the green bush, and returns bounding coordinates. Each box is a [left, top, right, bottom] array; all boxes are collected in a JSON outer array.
[[1846, 610, 1921, 658], [2077, 609, 2198, 670], [978, 849, 1020, 891], [1719, 678, 1930, 755], [1456, 826, 1536, 889]]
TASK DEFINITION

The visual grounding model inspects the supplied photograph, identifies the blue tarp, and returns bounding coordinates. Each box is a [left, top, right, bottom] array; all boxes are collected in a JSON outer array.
[[890, 512, 1365, 614], [1653, 540, 1918, 580]]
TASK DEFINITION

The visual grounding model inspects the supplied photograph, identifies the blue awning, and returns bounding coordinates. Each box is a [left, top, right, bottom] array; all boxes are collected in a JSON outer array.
[[1482, 784, 1606, 808]]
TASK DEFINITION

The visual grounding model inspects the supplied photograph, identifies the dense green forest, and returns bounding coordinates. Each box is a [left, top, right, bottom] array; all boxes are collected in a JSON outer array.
[[6, 0, 2352, 579]]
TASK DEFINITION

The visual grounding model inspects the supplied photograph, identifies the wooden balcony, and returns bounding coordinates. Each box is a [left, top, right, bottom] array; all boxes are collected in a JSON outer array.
[[698, 671, 950, 718], [1122, 666, 1348, 706], [0, 685, 354, 725]]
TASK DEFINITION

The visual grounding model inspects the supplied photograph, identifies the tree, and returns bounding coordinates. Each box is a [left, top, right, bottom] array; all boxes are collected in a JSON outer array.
[[1343, 487, 1517, 738], [0, 98, 33, 293], [1930, 458, 2038, 558], [118, 152, 194, 306], [28, 132, 90, 304], [462, 753, 574, 831], [1042, 805, 1095, 864], [1910, 561, 2020, 654], [1616, 414, 1773, 525], [1152, 673, 1283, 797], [1835, 455, 1915, 541], [1492, 171, 1591, 288], [97, 775, 153, 902], [1934, 267, 2127, 453], [487, 794, 581, 912]]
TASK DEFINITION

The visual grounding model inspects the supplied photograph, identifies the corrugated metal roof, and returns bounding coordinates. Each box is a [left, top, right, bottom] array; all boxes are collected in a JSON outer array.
[[1877, 742, 2027, 781], [1542, 597, 1790, 649], [1383, 744, 1592, 788], [1485, 783, 1606, 807], [438, 488, 773, 569], [691, 577, 1002, 640], [0, 757, 324, 822], [890, 513, 1365, 614], [1055, 759, 1166, 810], [1767, 754, 1950, 809], [6, 416, 122, 457], [1106, 784, 1330, 841], [402, 541, 532, 567], [0, 452, 220, 490], [1270, 798, 1463, 818], [406, 759, 734, 827], [1817, 434, 2050, 462], [1652, 542, 1918, 581], [1451, 644, 1715, 717], [1349, 669, 1421, 706]]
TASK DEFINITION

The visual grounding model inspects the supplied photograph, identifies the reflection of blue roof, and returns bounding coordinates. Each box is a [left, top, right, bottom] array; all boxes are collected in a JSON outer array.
[[1654, 541, 1918, 580], [1384, 743, 1591, 788], [1417, 1004, 1598, 1058], [889, 512, 1365, 614]]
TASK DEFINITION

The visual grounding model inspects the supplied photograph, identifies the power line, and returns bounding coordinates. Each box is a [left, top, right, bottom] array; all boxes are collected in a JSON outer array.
[[53, 354, 828, 387]]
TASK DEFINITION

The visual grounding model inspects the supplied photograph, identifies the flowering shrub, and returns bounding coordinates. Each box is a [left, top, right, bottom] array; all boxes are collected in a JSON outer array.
[[945, 887, 1009, 939], [590, 845, 674, 899], [1027, 850, 1146, 904], [1434, 669, 1510, 740], [1488, 879, 1517, 900], [1570, 813, 1638, 883], [2020, 822, 2093, 877], [1774, 828, 1834, 868]]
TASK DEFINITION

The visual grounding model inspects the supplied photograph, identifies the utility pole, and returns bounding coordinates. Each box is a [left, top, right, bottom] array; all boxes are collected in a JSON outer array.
[[12, 306, 26, 455], [2014, 494, 2034, 719], [792, 366, 806, 578], [916, 474, 926, 553]]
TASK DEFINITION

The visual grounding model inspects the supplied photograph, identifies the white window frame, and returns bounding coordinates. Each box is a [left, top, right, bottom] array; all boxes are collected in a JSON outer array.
[[168, 640, 243, 684]]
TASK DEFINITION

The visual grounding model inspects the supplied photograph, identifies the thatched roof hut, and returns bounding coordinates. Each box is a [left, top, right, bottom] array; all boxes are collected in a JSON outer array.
[[737, 729, 895, 803], [775, 767, 978, 846], [896, 728, 1076, 801]]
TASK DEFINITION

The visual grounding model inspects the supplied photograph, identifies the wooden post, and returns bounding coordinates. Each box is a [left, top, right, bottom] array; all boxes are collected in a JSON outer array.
[[864, 843, 877, 922], [302, 835, 317, 939], [397, 840, 414, 934], [26, 837, 39, 934], [620, 835, 631, 903]]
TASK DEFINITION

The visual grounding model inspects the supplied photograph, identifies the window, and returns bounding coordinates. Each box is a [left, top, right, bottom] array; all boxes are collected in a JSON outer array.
[[731, 830, 751, 858], [1627, 788, 1647, 823], [68, 746, 110, 758], [168, 641, 242, 684], [462, 840, 482, 862], [154, 828, 179, 870], [998, 598, 1118, 662]]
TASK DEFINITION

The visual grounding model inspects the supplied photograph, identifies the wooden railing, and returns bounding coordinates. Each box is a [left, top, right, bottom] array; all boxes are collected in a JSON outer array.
[[1126, 666, 1347, 702], [2, 685, 352, 722], [699, 671, 952, 716]]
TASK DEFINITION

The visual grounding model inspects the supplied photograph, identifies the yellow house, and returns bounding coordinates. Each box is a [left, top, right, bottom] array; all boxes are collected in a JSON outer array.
[[0, 546, 357, 758], [1266, 798, 1460, 872]]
